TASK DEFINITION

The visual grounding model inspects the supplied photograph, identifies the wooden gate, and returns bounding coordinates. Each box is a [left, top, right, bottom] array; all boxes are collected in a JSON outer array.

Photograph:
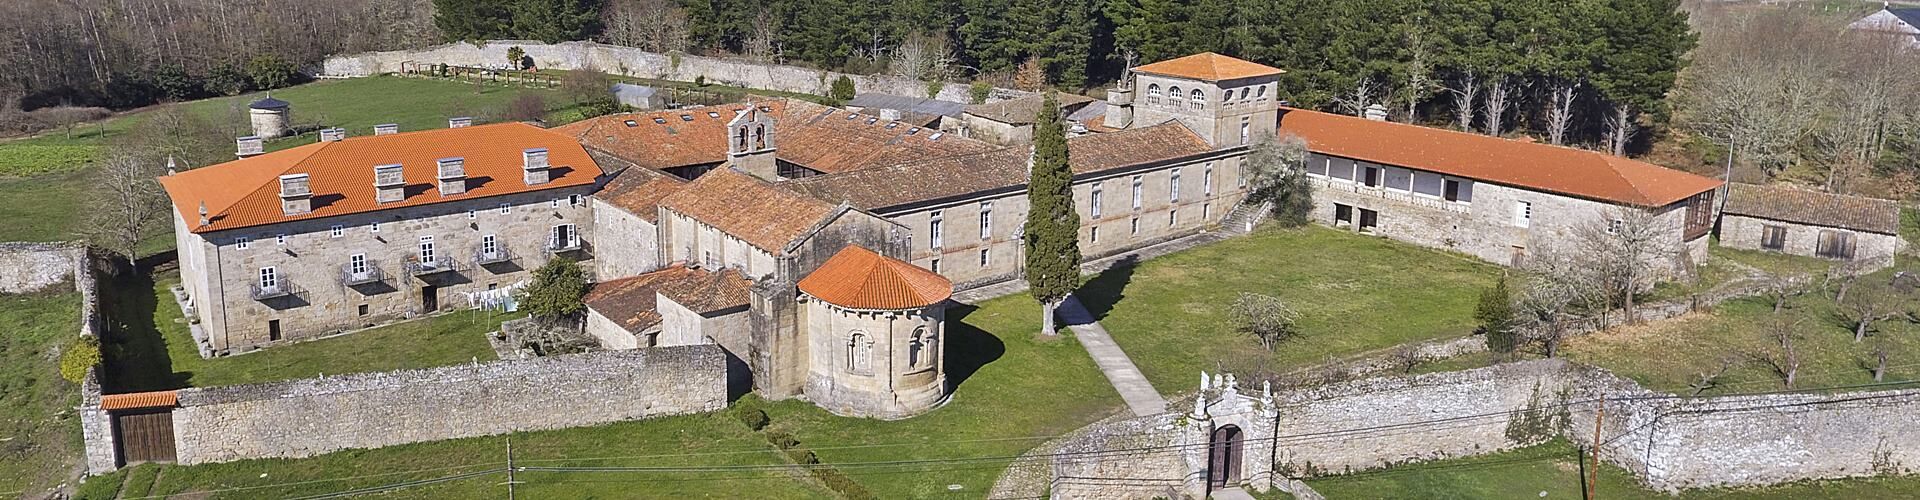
[[1208, 424, 1243, 488], [113, 410, 177, 464]]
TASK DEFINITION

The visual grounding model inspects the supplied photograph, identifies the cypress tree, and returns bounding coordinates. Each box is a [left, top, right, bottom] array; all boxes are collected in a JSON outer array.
[[1024, 92, 1082, 334], [1476, 274, 1518, 358]]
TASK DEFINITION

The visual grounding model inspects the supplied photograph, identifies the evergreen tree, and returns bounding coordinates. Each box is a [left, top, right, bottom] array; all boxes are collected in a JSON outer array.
[[511, 0, 603, 43], [518, 257, 590, 324], [434, 0, 514, 42], [1590, 0, 1694, 119], [829, 75, 857, 102], [1024, 92, 1082, 334], [1477, 274, 1518, 357]]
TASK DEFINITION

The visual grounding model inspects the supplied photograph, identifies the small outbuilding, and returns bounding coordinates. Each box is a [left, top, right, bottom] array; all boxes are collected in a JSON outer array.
[[1720, 183, 1906, 268], [611, 83, 665, 110], [797, 245, 953, 420], [248, 95, 291, 139]]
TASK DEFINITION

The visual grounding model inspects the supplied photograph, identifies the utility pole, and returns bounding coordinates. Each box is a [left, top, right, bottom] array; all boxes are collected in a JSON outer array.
[[1587, 402, 1605, 500], [506, 436, 517, 500]]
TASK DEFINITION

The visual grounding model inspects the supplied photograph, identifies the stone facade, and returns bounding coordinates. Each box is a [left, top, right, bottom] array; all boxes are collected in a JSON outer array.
[[167, 345, 725, 465], [1304, 151, 1710, 270], [800, 298, 946, 419], [0, 242, 85, 294], [1130, 73, 1280, 148], [1719, 214, 1904, 269], [321, 41, 1029, 105], [175, 185, 597, 354], [589, 197, 661, 280]]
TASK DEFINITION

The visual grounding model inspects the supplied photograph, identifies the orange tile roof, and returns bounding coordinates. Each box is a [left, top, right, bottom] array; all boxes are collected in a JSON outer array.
[[798, 245, 952, 310], [1277, 108, 1724, 207], [557, 99, 995, 174], [596, 164, 687, 223], [1132, 53, 1285, 82], [657, 168, 839, 253], [100, 390, 178, 410], [582, 265, 752, 333], [159, 122, 602, 233], [1068, 122, 1216, 174]]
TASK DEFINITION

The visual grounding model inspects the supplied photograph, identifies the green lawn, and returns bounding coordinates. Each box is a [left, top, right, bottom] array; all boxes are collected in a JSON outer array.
[[100, 270, 507, 391], [1307, 439, 1920, 499], [70, 290, 1121, 499], [0, 285, 82, 495], [1084, 225, 1502, 392], [0, 76, 577, 246]]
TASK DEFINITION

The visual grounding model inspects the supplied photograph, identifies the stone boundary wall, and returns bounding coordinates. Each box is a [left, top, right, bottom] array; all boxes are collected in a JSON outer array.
[[0, 241, 86, 295], [994, 359, 1920, 497], [166, 344, 726, 465], [322, 41, 1030, 104]]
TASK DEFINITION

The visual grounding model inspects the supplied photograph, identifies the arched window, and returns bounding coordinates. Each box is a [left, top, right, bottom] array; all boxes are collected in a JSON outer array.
[[908, 327, 936, 369], [754, 124, 767, 149], [736, 126, 748, 149], [1256, 85, 1267, 101], [1192, 89, 1206, 110], [847, 331, 873, 374], [1168, 86, 1183, 107], [1147, 84, 1162, 105]]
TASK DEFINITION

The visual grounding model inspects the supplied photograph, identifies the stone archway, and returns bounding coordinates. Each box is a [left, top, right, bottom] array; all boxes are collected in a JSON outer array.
[[1208, 424, 1244, 488]]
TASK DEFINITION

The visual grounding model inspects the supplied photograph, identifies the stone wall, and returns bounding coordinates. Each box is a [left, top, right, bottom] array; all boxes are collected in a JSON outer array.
[[169, 344, 726, 465], [322, 41, 1029, 104], [994, 359, 1920, 497], [0, 242, 85, 294], [1719, 214, 1903, 270]]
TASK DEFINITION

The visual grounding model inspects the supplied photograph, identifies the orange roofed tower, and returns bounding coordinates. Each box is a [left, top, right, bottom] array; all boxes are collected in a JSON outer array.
[[796, 245, 953, 419]]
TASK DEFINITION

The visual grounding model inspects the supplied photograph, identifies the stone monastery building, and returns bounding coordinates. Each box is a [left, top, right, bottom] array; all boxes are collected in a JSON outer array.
[[159, 52, 1723, 419]]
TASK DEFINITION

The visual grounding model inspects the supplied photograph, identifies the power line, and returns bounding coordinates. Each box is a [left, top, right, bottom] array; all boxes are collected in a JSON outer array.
[[119, 462, 505, 500], [286, 468, 504, 500]]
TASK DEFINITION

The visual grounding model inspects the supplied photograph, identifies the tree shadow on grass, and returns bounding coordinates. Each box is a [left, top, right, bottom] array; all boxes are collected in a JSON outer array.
[[1073, 255, 1139, 323], [943, 303, 1005, 394], [98, 269, 192, 392]]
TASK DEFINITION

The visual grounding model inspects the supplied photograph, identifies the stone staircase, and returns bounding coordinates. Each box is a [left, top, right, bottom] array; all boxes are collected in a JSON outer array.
[[1219, 200, 1272, 234]]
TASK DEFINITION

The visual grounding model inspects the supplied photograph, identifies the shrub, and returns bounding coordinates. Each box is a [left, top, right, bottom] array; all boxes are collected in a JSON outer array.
[[1477, 275, 1519, 356], [60, 336, 102, 384], [969, 81, 992, 104], [925, 80, 945, 99], [245, 54, 300, 90], [500, 92, 549, 122], [829, 75, 856, 102], [506, 46, 526, 70], [764, 430, 798, 449], [731, 405, 769, 431], [516, 257, 588, 324], [694, 75, 707, 87], [577, 97, 626, 119]]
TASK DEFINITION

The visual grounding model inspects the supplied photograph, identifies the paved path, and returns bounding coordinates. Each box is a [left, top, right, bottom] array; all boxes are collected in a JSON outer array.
[[1210, 487, 1258, 500], [1057, 295, 1167, 416]]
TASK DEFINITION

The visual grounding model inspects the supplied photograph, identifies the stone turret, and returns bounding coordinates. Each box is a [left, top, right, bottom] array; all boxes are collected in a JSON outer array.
[[248, 95, 291, 139], [797, 245, 953, 419]]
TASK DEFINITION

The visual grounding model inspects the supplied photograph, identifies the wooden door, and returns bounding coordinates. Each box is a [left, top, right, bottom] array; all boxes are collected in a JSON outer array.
[[421, 285, 439, 312], [113, 411, 176, 464], [1208, 425, 1243, 488]]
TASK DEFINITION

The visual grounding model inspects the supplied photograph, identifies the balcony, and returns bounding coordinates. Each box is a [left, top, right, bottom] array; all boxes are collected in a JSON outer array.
[[475, 245, 514, 266], [250, 281, 300, 301], [544, 235, 585, 255], [1310, 177, 1470, 214], [340, 260, 387, 286], [404, 256, 459, 276]]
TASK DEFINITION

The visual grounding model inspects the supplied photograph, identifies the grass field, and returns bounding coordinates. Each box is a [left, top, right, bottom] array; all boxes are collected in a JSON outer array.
[[68, 291, 1121, 499], [1084, 225, 1501, 392], [1306, 439, 1920, 499], [0, 285, 83, 495], [0, 76, 577, 246], [99, 270, 508, 391]]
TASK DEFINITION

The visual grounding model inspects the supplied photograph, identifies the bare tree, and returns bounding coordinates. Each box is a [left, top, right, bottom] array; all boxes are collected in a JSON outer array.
[[1397, 24, 1437, 122], [83, 154, 169, 267], [1578, 208, 1680, 324], [1389, 344, 1423, 374], [1754, 318, 1802, 389], [1013, 56, 1048, 92], [889, 31, 956, 82], [1605, 103, 1637, 157], [1687, 354, 1736, 396], [1839, 286, 1904, 343], [1516, 245, 1600, 358], [601, 0, 691, 53], [1481, 75, 1518, 136], [1446, 71, 1479, 131], [1228, 292, 1302, 351], [1543, 82, 1579, 146], [1760, 273, 1805, 313], [1334, 77, 1383, 117], [39, 105, 110, 139], [743, 12, 781, 62]]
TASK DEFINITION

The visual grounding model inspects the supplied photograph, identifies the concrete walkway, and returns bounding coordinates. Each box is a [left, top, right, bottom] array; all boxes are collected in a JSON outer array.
[[1210, 487, 1258, 500], [1057, 295, 1167, 416]]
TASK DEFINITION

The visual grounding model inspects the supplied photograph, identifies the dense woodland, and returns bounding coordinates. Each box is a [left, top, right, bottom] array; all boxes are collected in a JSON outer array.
[[6, 0, 1918, 199]]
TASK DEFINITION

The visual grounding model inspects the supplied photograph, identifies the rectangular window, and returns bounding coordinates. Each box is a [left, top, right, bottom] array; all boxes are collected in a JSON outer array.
[[979, 248, 990, 267], [1761, 225, 1787, 251], [1131, 175, 1144, 209], [1513, 201, 1532, 228], [1131, 217, 1140, 235], [358, 304, 369, 316], [468, 209, 477, 220], [499, 203, 512, 214], [1091, 184, 1104, 219], [1169, 209, 1178, 226], [370, 222, 380, 233], [1240, 120, 1250, 145], [1359, 208, 1379, 232], [930, 210, 944, 250], [979, 201, 993, 240], [1238, 161, 1248, 188], [419, 235, 435, 262], [552, 223, 577, 249], [1607, 219, 1624, 235], [1203, 203, 1211, 220], [569, 194, 582, 206], [1171, 168, 1182, 202], [1443, 179, 1462, 202], [551, 198, 562, 208], [482, 234, 498, 256], [1091, 227, 1100, 243], [330, 225, 344, 238], [930, 258, 941, 273], [1334, 203, 1353, 227], [1362, 166, 1381, 188], [349, 253, 367, 275], [236, 236, 251, 250], [275, 233, 287, 245], [1204, 163, 1214, 195], [258, 266, 278, 289]]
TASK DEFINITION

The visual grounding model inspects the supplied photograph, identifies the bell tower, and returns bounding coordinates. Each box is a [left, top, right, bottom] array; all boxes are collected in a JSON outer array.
[[728, 104, 778, 180]]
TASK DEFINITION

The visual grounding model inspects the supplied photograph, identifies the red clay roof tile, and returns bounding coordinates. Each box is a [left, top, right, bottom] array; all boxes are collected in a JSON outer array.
[[1133, 53, 1285, 82], [582, 266, 752, 333], [657, 168, 839, 253], [798, 245, 951, 310], [100, 390, 177, 410]]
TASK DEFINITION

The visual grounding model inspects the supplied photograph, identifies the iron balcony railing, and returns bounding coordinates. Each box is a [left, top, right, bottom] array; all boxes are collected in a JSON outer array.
[[404, 255, 459, 276], [340, 260, 387, 286], [1309, 176, 1470, 214], [545, 235, 584, 254], [475, 244, 513, 265], [250, 281, 300, 301]]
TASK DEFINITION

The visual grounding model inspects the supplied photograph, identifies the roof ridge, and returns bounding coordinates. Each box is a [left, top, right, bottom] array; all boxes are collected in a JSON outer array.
[[1593, 153, 1654, 206], [206, 141, 334, 224]]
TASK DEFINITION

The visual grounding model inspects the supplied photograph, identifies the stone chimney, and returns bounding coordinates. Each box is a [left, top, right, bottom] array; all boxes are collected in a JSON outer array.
[[436, 158, 467, 196], [523, 148, 550, 185], [374, 123, 400, 136], [374, 164, 406, 203], [236, 136, 264, 158], [449, 117, 473, 128], [1363, 104, 1389, 122], [319, 128, 346, 142], [1105, 86, 1135, 129], [278, 173, 312, 215], [197, 201, 209, 226], [878, 108, 903, 121]]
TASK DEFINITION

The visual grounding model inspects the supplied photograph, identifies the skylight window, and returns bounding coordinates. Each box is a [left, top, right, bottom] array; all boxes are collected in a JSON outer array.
[[680, 114, 693, 121], [653, 117, 667, 124], [928, 133, 943, 141], [908, 127, 920, 135], [865, 117, 878, 125], [623, 120, 637, 127], [707, 112, 720, 118], [885, 122, 898, 129], [846, 113, 857, 120]]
